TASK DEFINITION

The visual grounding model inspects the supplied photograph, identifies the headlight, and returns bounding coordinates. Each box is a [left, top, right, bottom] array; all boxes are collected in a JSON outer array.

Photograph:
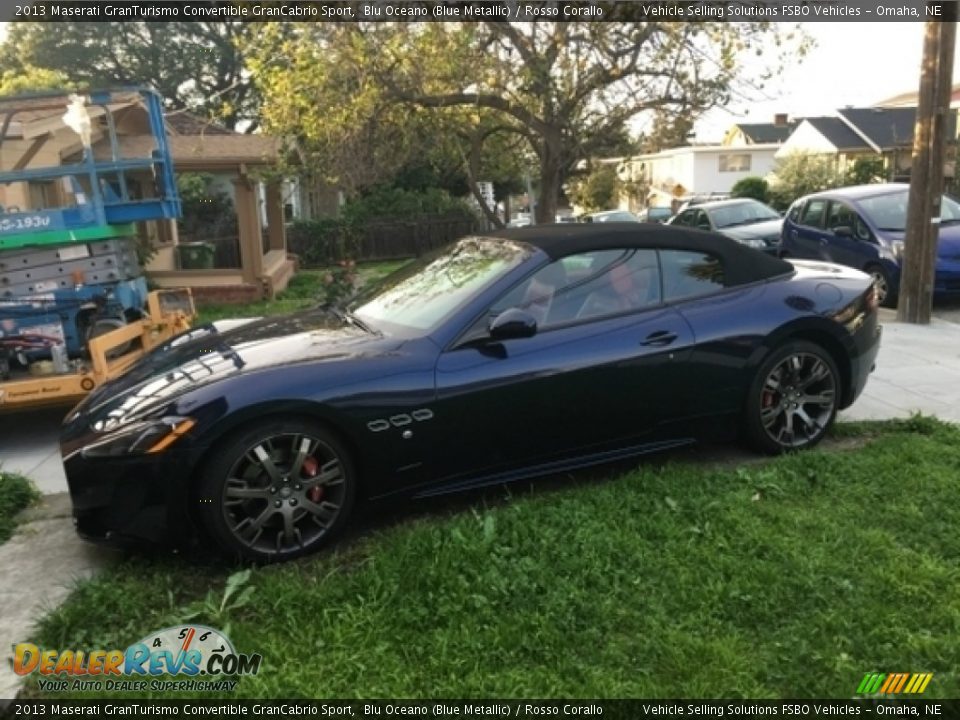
[[81, 416, 196, 458], [882, 241, 905, 262], [740, 237, 766, 249]]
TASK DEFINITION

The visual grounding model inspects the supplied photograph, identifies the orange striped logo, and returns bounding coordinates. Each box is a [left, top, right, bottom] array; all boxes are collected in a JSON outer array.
[[857, 672, 933, 694]]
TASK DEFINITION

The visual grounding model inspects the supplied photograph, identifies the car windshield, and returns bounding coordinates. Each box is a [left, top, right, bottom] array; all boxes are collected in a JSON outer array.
[[709, 201, 781, 229], [596, 211, 639, 222], [350, 237, 536, 332], [858, 190, 960, 231]]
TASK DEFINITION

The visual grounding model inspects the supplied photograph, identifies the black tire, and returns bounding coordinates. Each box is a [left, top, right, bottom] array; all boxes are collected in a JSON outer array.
[[866, 264, 896, 308], [196, 418, 356, 563], [744, 340, 841, 455]]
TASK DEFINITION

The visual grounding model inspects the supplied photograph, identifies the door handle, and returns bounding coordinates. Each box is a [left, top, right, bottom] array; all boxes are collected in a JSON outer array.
[[641, 330, 678, 347]]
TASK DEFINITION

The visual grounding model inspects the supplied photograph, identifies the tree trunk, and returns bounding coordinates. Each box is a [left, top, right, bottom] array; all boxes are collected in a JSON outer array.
[[536, 136, 563, 224]]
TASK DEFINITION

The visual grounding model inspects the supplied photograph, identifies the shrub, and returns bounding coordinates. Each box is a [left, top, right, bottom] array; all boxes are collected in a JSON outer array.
[[768, 152, 844, 210], [730, 176, 769, 203]]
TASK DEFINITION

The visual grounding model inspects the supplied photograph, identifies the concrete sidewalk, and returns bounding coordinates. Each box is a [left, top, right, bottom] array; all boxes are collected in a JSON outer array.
[[839, 310, 960, 423], [0, 310, 959, 699], [0, 406, 70, 495]]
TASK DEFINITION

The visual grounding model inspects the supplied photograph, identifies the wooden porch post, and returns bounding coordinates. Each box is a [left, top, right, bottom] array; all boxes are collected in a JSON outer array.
[[233, 175, 264, 285], [264, 181, 287, 252]]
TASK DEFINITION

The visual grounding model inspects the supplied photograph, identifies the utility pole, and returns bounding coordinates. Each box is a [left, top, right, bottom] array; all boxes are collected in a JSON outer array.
[[898, 19, 957, 324]]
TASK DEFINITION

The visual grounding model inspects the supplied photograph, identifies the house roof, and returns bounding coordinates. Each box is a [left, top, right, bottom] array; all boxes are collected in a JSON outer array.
[[838, 106, 955, 149], [874, 84, 960, 108], [92, 134, 280, 168], [731, 122, 797, 144], [165, 111, 234, 136], [804, 117, 873, 151]]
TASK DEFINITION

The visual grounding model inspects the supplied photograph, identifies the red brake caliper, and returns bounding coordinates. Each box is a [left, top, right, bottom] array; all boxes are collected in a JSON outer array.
[[762, 391, 775, 408], [302, 456, 324, 503]]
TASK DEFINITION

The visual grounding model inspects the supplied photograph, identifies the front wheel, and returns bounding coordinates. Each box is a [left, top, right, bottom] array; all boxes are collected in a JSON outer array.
[[866, 264, 896, 308], [197, 419, 356, 562], [744, 341, 840, 454]]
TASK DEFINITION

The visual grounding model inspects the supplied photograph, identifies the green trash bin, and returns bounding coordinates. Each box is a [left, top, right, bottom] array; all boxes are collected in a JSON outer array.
[[177, 242, 216, 270]]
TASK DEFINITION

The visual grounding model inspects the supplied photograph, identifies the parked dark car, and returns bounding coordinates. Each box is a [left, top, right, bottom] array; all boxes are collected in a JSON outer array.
[[779, 183, 960, 306], [61, 225, 881, 562], [667, 198, 783, 254], [581, 210, 641, 223], [637, 207, 673, 224]]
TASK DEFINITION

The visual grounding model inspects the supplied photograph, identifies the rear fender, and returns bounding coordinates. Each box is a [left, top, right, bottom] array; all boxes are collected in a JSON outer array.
[[745, 317, 856, 407]]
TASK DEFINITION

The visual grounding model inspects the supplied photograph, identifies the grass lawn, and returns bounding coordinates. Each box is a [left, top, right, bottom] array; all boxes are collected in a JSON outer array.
[[194, 260, 409, 326], [0, 471, 40, 543], [20, 417, 960, 699]]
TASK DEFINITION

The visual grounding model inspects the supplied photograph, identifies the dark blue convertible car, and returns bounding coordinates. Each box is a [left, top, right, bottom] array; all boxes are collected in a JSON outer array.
[[61, 225, 882, 561]]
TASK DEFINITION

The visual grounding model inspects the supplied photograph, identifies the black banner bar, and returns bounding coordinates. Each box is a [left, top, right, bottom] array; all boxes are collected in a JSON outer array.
[[2, 699, 959, 720], [3, 0, 959, 24]]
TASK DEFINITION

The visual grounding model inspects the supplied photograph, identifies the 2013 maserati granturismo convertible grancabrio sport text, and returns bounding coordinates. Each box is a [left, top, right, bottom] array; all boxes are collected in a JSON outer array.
[[61, 224, 882, 561]]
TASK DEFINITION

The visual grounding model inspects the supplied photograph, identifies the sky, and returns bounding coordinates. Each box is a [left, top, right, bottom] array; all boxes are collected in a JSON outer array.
[[0, 20, 955, 142], [694, 22, 960, 141]]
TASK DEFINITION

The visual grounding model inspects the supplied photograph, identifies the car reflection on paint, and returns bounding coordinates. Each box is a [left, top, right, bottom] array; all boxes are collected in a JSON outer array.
[[61, 225, 882, 562]]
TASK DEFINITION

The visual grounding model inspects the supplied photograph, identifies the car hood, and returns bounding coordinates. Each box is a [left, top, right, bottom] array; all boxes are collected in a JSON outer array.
[[880, 225, 960, 258], [76, 307, 386, 420], [719, 219, 783, 242]]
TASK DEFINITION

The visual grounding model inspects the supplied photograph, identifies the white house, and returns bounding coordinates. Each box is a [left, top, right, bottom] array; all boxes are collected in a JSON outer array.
[[620, 144, 781, 209]]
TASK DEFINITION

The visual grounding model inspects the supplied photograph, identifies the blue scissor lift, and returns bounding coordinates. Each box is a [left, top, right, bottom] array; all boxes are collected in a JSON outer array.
[[0, 88, 190, 400]]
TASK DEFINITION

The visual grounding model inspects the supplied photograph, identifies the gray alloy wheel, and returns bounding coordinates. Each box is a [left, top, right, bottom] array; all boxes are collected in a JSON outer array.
[[745, 341, 840, 454], [199, 420, 355, 561], [867, 265, 895, 308]]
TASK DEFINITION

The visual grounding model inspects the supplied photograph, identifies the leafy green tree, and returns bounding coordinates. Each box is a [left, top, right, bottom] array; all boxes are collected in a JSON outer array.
[[244, 22, 806, 223], [768, 152, 844, 210], [568, 165, 622, 213], [0, 22, 259, 131], [845, 156, 886, 186], [0, 66, 71, 96], [730, 176, 770, 203]]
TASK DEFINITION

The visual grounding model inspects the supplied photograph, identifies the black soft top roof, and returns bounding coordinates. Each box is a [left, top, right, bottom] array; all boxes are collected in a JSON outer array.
[[488, 223, 793, 286]]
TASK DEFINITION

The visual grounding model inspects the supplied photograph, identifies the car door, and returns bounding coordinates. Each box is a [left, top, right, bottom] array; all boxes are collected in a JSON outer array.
[[821, 200, 874, 270], [784, 198, 829, 259], [431, 248, 695, 483]]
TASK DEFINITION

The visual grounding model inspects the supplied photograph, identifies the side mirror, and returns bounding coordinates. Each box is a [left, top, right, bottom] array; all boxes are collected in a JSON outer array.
[[488, 308, 538, 341], [833, 225, 855, 238]]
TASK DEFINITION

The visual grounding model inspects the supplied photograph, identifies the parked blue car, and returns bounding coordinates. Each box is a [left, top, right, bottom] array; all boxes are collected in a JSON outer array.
[[780, 183, 960, 306]]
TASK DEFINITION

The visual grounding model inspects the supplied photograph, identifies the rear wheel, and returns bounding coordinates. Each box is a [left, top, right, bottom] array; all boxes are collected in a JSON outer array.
[[866, 264, 896, 308], [744, 341, 840, 454], [197, 418, 356, 562]]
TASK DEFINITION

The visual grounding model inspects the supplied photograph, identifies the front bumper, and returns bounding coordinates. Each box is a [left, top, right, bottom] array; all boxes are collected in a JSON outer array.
[[61, 433, 202, 547]]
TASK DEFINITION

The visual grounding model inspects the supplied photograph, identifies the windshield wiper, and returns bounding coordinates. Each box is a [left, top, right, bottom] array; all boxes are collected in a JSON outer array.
[[329, 306, 378, 335]]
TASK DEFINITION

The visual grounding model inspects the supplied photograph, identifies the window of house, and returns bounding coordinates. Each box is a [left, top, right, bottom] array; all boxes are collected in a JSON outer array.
[[718, 153, 752, 172]]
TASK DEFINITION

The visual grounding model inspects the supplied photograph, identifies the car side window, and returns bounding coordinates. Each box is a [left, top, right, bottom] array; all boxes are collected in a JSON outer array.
[[787, 201, 803, 223], [799, 199, 827, 229], [489, 249, 662, 329], [660, 249, 725, 302], [694, 210, 711, 231], [826, 201, 872, 241], [676, 209, 697, 227]]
